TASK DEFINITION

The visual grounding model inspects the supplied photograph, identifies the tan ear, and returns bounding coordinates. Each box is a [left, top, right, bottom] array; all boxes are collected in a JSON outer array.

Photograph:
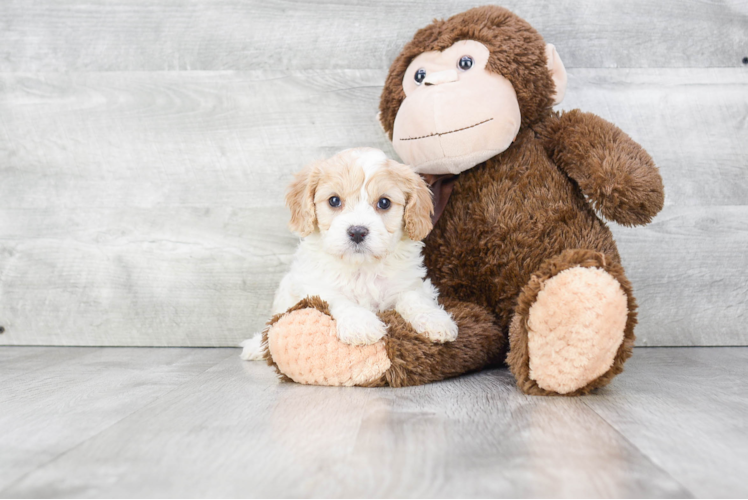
[[401, 167, 434, 241], [285, 163, 319, 236], [545, 43, 567, 105]]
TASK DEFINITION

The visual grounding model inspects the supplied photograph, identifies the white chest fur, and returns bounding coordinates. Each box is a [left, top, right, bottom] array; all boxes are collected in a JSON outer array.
[[283, 233, 428, 313]]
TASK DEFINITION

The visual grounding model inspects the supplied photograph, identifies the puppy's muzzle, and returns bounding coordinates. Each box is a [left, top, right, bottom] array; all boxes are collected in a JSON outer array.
[[347, 226, 369, 244]]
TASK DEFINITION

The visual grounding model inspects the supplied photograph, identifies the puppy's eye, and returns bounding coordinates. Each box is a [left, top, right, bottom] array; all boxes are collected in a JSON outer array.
[[414, 68, 426, 85], [458, 55, 474, 71], [377, 197, 391, 210], [328, 196, 341, 208]]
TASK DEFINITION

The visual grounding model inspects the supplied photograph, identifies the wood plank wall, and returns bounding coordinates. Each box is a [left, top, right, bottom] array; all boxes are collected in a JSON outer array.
[[1, 1, 746, 346]]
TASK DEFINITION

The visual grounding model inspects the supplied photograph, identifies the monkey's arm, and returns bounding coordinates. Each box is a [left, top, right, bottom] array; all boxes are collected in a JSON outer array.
[[540, 109, 664, 226]]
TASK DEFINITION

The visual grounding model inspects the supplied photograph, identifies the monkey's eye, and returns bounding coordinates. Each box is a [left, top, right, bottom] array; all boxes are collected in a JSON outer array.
[[328, 196, 341, 208], [414, 68, 427, 85], [377, 197, 391, 210], [458, 55, 474, 71]]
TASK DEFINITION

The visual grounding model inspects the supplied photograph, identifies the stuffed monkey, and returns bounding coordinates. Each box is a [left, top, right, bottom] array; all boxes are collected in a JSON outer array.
[[258, 5, 664, 395]]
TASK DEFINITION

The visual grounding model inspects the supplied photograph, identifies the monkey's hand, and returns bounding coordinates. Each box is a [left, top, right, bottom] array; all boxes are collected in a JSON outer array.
[[541, 110, 664, 226]]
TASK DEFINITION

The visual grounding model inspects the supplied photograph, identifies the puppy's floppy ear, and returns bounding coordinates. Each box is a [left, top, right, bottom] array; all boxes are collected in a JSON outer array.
[[286, 162, 320, 236], [389, 160, 433, 241]]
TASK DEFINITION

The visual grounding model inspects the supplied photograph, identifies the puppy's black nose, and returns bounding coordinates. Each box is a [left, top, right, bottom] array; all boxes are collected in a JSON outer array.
[[347, 226, 369, 244]]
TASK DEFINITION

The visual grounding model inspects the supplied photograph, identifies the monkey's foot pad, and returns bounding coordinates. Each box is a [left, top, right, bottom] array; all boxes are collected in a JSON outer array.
[[527, 266, 628, 394], [266, 307, 391, 386]]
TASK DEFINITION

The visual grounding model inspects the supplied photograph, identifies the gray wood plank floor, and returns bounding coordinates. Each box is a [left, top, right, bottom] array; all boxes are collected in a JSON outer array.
[[1, 346, 746, 498]]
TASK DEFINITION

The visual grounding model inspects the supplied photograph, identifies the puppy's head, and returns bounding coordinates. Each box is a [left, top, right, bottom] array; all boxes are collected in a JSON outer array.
[[286, 148, 433, 263]]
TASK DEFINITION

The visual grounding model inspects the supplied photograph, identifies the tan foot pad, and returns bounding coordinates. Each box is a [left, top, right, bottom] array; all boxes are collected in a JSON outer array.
[[527, 266, 628, 394], [267, 307, 391, 387]]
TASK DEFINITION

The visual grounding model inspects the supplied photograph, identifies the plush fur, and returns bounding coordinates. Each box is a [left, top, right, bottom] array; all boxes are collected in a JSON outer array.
[[526, 266, 628, 393], [255, 5, 663, 395], [261, 299, 391, 387], [538, 110, 664, 226], [507, 250, 638, 396], [261, 296, 505, 388]]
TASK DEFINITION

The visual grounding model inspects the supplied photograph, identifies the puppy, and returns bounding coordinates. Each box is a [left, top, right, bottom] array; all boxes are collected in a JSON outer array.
[[241, 148, 457, 360]]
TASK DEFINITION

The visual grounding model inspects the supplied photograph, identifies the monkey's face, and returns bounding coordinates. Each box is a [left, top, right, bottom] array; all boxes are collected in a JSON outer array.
[[391, 40, 521, 175]]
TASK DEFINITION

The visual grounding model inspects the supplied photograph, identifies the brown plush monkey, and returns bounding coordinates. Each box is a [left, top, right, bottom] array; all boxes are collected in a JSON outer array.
[[259, 5, 664, 395]]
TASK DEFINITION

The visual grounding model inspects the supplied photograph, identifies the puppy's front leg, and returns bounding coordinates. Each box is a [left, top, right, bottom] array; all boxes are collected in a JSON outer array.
[[329, 300, 388, 346], [395, 285, 458, 343]]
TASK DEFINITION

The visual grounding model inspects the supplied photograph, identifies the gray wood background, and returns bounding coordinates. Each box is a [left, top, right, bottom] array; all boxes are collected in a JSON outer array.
[[0, 0, 746, 347]]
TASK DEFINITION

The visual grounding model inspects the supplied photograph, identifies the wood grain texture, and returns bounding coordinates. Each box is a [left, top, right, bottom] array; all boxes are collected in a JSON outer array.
[[1, 68, 746, 346], [0, 0, 746, 72], [0, 346, 98, 383], [0, 347, 232, 492], [1, 69, 745, 210], [0, 70, 391, 210], [0, 208, 295, 345], [0, 346, 697, 498], [584, 347, 748, 498], [612, 206, 748, 346]]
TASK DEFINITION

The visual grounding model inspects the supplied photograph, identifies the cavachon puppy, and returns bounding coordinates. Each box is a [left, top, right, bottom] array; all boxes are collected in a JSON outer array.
[[241, 148, 457, 360]]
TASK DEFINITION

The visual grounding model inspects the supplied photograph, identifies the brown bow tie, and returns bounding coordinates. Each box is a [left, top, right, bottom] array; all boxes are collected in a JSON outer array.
[[421, 174, 459, 226]]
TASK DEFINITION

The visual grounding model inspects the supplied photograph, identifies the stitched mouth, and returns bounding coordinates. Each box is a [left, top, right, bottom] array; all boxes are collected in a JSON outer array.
[[399, 118, 494, 142]]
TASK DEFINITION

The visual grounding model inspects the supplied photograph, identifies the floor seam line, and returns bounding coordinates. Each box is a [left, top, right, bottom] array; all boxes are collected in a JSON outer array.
[[0, 347, 103, 389], [580, 398, 696, 498]]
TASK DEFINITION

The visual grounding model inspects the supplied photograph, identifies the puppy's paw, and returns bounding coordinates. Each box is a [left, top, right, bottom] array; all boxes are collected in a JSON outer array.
[[410, 309, 458, 343], [335, 308, 388, 346], [239, 334, 266, 361]]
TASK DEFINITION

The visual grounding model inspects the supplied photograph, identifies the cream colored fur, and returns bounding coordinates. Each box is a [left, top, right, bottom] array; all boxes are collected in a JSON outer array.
[[241, 148, 457, 360]]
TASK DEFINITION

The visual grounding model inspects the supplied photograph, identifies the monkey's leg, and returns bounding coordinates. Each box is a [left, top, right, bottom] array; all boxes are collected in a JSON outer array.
[[507, 249, 637, 396], [261, 297, 391, 387], [381, 297, 506, 387], [261, 296, 505, 387]]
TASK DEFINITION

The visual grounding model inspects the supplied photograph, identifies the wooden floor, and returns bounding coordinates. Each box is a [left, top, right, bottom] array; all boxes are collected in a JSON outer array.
[[1, 347, 746, 498]]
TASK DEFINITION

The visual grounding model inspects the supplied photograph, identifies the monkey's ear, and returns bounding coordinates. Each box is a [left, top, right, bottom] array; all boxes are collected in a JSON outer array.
[[285, 163, 319, 237], [376, 111, 387, 134], [545, 43, 567, 105]]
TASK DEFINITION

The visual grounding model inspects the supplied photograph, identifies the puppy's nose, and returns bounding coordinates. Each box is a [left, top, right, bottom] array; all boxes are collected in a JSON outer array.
[[347, 226, 369, 244]]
